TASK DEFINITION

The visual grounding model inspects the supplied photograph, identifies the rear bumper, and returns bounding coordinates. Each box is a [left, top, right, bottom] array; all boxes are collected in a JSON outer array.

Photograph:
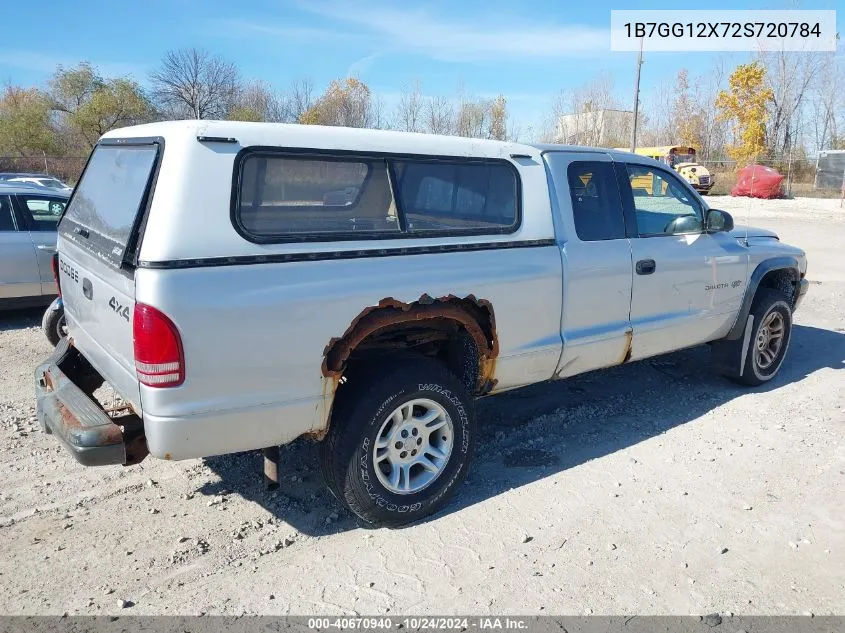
[[794, 278, 810, 311], [35, 339, 147, 467]]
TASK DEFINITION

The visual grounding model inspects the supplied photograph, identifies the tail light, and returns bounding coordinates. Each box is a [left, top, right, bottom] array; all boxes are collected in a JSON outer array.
[[52, 253, 61, 297], [133, 304, 184, 388]]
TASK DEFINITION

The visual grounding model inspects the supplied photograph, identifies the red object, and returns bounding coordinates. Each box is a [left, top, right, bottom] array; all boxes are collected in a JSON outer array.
[[133, 303, 185, 387], [731, 164, 784, 199], [51, 253, 61, 297]]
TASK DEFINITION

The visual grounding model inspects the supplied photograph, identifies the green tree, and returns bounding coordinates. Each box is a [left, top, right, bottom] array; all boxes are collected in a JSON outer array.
[[0, 86, 55, 155], [715, 62, 773, 166], [50, 63, 155, 149], [227, 104, 263, 122]]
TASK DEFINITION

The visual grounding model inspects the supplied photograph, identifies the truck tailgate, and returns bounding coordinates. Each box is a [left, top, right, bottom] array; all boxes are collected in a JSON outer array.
[[58, 237, 141, 411]]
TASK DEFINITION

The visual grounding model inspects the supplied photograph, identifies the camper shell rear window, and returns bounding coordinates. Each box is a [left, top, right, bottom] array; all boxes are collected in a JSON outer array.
[[232, 150, 520, 242], [60, 139, 161, 266]]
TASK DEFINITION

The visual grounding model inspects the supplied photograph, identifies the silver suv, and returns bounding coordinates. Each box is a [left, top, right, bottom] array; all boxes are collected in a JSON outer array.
[[0, 184, 67, 308], [35, 121, 808, 527]]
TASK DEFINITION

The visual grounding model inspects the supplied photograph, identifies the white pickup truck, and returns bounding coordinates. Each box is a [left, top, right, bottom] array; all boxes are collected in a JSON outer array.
[[35, 121, 808, 527]]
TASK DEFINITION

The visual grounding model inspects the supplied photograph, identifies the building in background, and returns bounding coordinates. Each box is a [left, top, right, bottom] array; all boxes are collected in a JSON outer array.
[[555, 109, 634, 147], [814, 150, 845, 190]]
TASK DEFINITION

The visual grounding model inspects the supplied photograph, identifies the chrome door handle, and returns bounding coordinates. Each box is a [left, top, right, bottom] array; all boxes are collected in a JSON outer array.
[[37, 245, 56, 252]]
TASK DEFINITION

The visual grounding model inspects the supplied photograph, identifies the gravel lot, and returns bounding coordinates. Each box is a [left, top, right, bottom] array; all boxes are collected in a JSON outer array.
[[1, 197, 843, 616]]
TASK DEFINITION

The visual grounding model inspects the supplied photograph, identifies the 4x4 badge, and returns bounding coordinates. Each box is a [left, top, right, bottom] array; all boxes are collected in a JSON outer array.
[[108, 297, 130, 322]]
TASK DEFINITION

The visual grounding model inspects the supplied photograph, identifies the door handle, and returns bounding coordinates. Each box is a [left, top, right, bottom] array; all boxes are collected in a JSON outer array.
[[36, 245, 56, 252], [636, 259, 656, 275]]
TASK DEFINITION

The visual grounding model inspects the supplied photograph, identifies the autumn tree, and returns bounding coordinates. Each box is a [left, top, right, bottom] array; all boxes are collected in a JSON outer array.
[[299, 77, 373, 127], [49, 63, 154, 149], [456, 98, 489, 138], [489, 95, 507, 140], [715, 62, 773, 165], [0, 86, 55, 155], [151, 48, 240, 119], [228, 80, 285, 122]]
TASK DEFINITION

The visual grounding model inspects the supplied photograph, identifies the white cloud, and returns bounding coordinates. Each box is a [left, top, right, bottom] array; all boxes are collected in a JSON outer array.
[[347, 52, 381, 77], [229, 2, 609, 63]]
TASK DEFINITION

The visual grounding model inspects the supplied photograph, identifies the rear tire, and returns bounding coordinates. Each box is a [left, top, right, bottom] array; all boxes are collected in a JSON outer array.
[[320, 357, 475, 527], [42, 300, 66, 347]]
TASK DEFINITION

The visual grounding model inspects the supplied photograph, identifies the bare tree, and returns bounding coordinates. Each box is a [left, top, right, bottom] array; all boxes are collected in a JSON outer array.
[[549, 74, 627, 146], [693, 58, 729, 160], [228, 80, 286, 122], [809, 55, 843, 150], [370, 95, 389, 130], [395, 80, 424, 132], [759, 49, 827, 155], [424, 96, 454, 135], [488, 95, 507, 140], [150, 48, 240, 119], [283, 78, 314, 122]]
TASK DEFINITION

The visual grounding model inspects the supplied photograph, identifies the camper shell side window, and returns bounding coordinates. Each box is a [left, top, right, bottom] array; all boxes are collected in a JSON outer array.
[[231, 149, 521, 243]]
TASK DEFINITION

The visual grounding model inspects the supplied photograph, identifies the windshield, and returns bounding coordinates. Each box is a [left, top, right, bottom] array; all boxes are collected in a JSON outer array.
[[674, 152, 696, 164], [61, 143, 159, 263]]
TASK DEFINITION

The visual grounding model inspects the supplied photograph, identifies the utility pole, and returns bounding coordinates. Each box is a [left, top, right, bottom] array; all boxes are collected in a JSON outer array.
[[630, 36, 644, 153]]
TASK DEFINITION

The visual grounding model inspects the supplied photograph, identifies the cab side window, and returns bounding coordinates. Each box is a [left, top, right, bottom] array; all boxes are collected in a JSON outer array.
[[566, 162, 625, 241], [625, 164, 702, 236], [0, 196, 16, 232]]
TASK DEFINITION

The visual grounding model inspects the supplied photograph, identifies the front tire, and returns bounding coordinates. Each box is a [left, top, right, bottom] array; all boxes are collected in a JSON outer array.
[[320, 357, 475, 527], [724, 289, 793, 386]]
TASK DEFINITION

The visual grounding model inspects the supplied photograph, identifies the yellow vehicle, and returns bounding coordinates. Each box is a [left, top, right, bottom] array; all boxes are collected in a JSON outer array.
[[617, 146, 714, 194]]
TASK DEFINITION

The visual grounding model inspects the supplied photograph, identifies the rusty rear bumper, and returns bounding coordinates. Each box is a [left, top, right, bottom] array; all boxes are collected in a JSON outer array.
[[35, 338, 146, 467]]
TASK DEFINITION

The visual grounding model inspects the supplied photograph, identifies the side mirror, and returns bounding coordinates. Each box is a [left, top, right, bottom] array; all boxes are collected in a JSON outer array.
[[706, 209, 734, 233]]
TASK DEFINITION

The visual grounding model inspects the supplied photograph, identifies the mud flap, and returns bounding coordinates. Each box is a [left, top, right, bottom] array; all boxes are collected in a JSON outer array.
[[711, 315, 754, 378]]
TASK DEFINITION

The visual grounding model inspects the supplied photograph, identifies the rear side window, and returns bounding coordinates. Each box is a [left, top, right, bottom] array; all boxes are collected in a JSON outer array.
[[62, 143, 159, 262], [566, 162, 625, 241], [393, 162, 517, 232], [17, 195, 66, 231], [237, 155, 400, 236]]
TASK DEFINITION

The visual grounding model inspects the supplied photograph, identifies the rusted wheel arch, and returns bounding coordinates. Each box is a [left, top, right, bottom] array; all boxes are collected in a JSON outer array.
[[322, 294, 499, 394]]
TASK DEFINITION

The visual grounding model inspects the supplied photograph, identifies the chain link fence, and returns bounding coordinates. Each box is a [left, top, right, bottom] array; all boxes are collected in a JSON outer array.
[[699, 156, 844, 199], [0, 155, 88, 185]]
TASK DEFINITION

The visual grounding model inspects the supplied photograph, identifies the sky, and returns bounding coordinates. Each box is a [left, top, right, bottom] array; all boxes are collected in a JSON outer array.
[[0, 0, 841, 135]]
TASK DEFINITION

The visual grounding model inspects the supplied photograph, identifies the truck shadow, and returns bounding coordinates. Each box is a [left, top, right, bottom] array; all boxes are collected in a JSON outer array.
[[201, 323, 843, 535], [0, 306, 44, 332]]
